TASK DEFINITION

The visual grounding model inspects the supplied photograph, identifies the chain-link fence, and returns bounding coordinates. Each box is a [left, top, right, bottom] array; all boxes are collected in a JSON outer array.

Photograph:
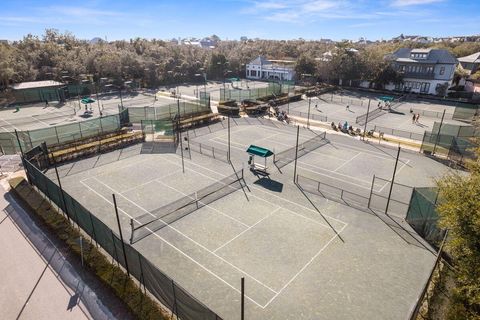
[[406, 187, 445, 248], [23, 155, 222, 320], [0, 95, 211, 155], [432, 122, 480, 138], [420, 132, 478, 166], [220, 83, 294, 101]]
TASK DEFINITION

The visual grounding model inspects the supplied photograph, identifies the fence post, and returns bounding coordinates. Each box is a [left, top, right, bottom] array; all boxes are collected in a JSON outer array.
[[54, 126, 60, 144], [385, 147, 401, 216], [172, 280, 178, 318], [112, 194, 130, 277], [368, 175, 375, 208], [241, 277, 245, 320], [51, 152, 71, 222], [293, 125, 300, 183], [88, 211, 98, 247]]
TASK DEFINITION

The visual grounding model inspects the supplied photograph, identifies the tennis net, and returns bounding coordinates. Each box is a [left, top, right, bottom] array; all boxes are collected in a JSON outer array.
[[273, 132, 328, 169], [130, 169, 245, 243], [355, 108, 385, 126]]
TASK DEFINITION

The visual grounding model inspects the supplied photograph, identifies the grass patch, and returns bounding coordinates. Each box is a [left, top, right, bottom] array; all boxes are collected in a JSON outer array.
[[9, 177, 169, 320]]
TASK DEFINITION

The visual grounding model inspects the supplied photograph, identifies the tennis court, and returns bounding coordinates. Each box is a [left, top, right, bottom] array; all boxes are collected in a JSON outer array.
[[42, 118, 455, 319], [285, 91, 469, 137]]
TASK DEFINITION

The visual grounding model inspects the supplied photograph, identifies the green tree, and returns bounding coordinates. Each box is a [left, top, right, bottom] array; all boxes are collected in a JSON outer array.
[[436, 148, 480, 319], [295, 55, 316, 78]]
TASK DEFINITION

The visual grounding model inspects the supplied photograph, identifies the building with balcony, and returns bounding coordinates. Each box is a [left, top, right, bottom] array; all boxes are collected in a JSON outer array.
[[246, 56, 295, 81], [385, 48, 457, 95]]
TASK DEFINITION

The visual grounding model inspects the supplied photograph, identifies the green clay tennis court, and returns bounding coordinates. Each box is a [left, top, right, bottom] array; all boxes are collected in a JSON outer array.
[[44, 117, 455, 319]]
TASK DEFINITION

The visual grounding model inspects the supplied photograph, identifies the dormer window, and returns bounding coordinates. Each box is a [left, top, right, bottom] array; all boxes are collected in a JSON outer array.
[[411, 53, 428, 59]]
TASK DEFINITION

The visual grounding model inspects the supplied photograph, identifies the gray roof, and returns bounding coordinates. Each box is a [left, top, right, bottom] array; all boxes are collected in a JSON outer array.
[[390, 48, 457, 64], [249, 56, 271, 66], [458, 52, 480, 64]]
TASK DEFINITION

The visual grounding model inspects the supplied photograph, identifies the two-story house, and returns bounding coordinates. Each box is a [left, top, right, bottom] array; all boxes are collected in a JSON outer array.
[[385, 48, 458, 95], [246, 56, 295, 81]]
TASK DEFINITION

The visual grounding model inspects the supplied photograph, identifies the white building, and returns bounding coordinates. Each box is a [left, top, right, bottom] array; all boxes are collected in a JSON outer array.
[[385, 48, 458, 95], [246, 56, 295, 81]]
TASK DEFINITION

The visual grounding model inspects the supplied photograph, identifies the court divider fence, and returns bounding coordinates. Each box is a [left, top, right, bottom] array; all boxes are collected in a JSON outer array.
[[220, 82, 294, 102], [405, 187, 445, 249], [420, 132, 478, 166], [273, 132, 328, 169], [22, 153, 222, 320], [0, 95, 211, 155], [296, 173, 414, 218]]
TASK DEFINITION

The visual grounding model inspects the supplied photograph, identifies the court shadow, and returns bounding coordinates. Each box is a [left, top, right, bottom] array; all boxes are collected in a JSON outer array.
[[253, 177, 283, 193], [295, 184, 344, 243], [389, 110, 405, 115]]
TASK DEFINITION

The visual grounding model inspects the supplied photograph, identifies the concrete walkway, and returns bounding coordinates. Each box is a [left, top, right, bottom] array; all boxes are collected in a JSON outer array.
[[0, 182, 131, 320]]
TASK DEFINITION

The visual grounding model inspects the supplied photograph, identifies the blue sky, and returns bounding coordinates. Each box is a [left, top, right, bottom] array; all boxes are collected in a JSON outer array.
[[1, 0, 479, 41]]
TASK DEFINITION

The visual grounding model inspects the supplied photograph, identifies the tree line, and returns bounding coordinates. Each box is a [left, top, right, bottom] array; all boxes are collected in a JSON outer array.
[[1, 29, 480, 91]]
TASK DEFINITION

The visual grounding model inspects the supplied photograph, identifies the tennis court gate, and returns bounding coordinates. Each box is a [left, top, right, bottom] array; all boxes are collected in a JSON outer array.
[[140, 119, 177, 154]]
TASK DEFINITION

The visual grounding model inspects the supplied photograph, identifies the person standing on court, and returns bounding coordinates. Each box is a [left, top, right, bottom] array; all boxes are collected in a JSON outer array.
[[412, 113, 416, 124], [416, 113, 420, 123], [346, 105, 350, 111]]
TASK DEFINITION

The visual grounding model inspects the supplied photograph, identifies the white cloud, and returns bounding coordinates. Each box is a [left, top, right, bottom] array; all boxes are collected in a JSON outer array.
[[391, 0, 445, 7], [245, 0, 373, 23], [46, 6, 123, 17]]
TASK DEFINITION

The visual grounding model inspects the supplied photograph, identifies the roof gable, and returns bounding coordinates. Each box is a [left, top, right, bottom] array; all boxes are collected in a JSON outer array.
[[390, 48, 457, 64], [249, 56, 271, 66], [458, 52, 480, 64]]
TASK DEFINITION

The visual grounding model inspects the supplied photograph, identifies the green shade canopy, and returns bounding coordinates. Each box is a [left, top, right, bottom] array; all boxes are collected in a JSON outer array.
[[379, 96, 394, 102], [246, 145, 273, 158], [81, 97, 95, 104]]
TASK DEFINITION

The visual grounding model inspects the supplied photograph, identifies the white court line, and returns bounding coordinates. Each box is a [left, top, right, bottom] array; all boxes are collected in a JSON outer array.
[[331, 141, 413, 166], [296, 164, 372, 191], [30, 116, 51, 127], [213, 207, 281, 253], [333, 152, 362, 172], [161, 153, 347, 227], [86, 176, 278, 294], [119, 168, 183, 195], [378, 159, 411, 193], [154, 179, 250, 228], [91, 156, 152, 180], [213, 135, 349, 162], [0, 118, 20, 131], [296, 161, 373, 189], [262, 222, 348, 308], [78, 180, 267, 308], [149, 159, 349, 306]]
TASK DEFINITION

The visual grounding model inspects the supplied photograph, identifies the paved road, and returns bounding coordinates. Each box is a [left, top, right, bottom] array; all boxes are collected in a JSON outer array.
[[0, 181, 131, 320]]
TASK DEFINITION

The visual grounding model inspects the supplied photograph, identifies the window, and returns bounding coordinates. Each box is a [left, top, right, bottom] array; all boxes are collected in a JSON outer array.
[[251, 70, 257, 77], [440, 66, 445, 75], [420, 82, 430, 93], [399, 65, 405, 72]]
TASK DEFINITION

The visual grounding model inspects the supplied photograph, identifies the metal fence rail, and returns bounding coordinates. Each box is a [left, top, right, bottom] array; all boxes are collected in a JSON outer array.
[[0, 96, 211, 155], [372, 125, 425, 141], [273, 132, 328, 169]]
